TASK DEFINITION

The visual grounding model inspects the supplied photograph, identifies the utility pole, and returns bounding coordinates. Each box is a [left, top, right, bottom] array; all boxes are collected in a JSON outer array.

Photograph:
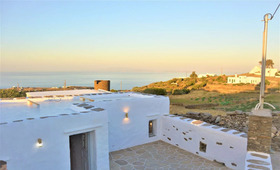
[[120, 80, 122, 92], [64, 80, 66, 89], [259, 14, 269, 109], [255, 3, 280, 110]]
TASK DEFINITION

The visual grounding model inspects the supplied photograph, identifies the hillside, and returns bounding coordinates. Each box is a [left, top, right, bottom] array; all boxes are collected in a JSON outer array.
[[132, 74, 280, 94]]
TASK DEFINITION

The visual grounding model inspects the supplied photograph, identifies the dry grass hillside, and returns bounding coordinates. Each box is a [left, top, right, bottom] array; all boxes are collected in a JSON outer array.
[[132, 74, 280, 94]]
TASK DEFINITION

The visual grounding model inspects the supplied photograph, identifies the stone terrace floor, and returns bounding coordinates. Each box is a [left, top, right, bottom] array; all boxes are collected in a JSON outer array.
[[110, 141, 230, 170]]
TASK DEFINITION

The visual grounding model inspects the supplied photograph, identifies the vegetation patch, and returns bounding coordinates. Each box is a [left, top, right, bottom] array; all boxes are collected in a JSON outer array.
[[143, 88, 167, 95]]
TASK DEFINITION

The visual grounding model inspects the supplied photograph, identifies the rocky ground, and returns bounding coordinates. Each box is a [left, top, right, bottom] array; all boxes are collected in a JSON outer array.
[[174, 110, 280, 152]]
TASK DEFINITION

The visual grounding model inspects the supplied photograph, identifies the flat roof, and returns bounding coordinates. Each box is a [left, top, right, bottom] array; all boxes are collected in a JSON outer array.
[[0, 99, 81, 123], [26, 89, 105, 98], [0, 91, 162, 124]]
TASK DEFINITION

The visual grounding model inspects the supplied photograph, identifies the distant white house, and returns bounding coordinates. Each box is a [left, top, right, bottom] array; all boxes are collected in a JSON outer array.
[[227, 74, 261, 84], [249, 66, 278, 77], [198, 73, 216, 78]]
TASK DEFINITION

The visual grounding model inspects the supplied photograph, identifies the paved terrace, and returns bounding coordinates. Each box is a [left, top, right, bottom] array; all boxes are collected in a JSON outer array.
[[110, 141, 229, 170]]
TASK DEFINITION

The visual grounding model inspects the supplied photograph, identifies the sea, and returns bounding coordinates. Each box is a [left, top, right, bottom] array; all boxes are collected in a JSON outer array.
[[0, 72, 186, 90]]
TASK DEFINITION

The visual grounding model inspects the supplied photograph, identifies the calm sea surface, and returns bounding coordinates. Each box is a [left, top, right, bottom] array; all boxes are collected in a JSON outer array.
[[0, 72, 186, 90]]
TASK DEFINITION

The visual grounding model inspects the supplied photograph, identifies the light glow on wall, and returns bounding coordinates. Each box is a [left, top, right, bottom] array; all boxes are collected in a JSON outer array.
[[122, 117, 130, 124], [123, 107, 130, 113], [122, 107, 131, 124]]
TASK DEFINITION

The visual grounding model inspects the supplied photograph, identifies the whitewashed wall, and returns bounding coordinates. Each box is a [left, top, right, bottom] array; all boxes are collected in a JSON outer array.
[[245, 151, 272, 170], [161, 115, 247, 170], [0, 110, 109, 170], [86, 93, 170, 152]]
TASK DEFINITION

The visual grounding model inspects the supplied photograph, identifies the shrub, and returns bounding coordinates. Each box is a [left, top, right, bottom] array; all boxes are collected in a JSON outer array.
[[184, 79, 196, 88], [172, 89, 184, 95], [171, 89, 190, 95], [0, 89, 26, 98], [166, 88, 173, 93], [182, 89, 190, 94], [110, 89, 118, 92], [190, 71, 198, 79], [216, 76, 226, 83], [132, 87, 142, 92], [168, 78, 178, 84], [265, 80, 270, 85], [143, 88, 167, 95], [191, 82, 207, 90]]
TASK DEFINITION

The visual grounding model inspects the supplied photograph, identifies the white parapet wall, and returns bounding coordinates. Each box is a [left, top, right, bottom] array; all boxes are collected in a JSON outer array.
[[161, 115, 248, 170], [245, 151, 272, 170]]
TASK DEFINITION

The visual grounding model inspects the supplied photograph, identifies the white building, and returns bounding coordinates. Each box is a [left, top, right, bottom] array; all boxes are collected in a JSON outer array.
[[227, 74, 261, 84], [0, 90, 169, 170], [249, 66, 278, 77], [0, 90, 272, 170], [198, 73, 216, 78]]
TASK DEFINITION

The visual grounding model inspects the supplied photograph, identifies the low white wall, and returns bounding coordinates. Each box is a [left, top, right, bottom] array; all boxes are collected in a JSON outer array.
[[161, 115, 247, 170], [0, 110, 109, 170], [245, 151, 272, 170], [90, 93, 170, 152]]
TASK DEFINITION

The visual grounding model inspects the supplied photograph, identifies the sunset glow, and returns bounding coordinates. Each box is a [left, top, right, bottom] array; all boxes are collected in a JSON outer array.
[[1, 1, 279, 74]]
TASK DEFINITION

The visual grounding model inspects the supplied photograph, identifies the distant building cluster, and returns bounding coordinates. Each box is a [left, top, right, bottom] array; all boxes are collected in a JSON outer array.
[[227, 65, 279, 85], [227, 74, 261, 84], [249, 66, 278, 77], [198, 73, 216, 78]]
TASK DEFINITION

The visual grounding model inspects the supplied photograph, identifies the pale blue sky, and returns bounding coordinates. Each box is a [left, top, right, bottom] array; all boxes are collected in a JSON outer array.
[[1, 0, 279, 74]]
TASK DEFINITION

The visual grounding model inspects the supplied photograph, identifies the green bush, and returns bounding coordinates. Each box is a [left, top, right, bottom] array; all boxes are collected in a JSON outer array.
[[0, 89, 26, 98], [182, 89, 190, 94], [191, 82, 207, 90], [168, 78, 178, 84], [265, 80, 270, 85], [131, 86, 142, 92], [143, 88, 167, 95], [183, 79, 196, 88], [171, 89, 190, 95], [110, 89, 118, 92], [216, 76, 226, 83], [172, 89, 184, 95]]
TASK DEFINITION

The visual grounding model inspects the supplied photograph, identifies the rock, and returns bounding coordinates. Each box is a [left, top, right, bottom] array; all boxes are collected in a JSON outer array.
[[202, 113, 211, 119], [276, 131, 280, 137], [272, 111, 280, 116], [215, 116, 221, 123], [187, 112, 199, 115], [226, 111, 235, 116], [272, 126, 278, 134], [219, 121, 225, 125], [245, 112, 251, 116], [235, 110, 243, 114], [243, 127, 248, 133], [210, 116, 217, 122]]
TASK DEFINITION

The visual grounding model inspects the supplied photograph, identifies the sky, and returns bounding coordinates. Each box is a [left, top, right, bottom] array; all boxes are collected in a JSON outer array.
[[1, 0, 280, 75]]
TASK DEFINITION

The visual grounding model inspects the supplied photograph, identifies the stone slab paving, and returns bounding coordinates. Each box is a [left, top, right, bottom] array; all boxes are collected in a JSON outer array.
[[271, 151, 280, 170], [110, 141, 230, 170]]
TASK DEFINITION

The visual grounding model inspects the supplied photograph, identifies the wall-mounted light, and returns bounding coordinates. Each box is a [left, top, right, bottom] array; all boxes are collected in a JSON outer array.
[[37, 138, 43, 147], [125, 112, 128, 118]]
